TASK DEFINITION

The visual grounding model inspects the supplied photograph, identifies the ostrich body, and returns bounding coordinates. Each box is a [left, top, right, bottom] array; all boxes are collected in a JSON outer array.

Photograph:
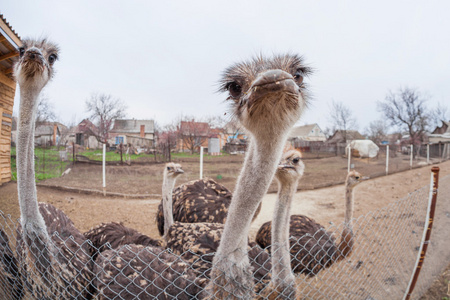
[[94, 163, 207, 299], [256, 170, 365, 279], [209, 54, 311, 299], [156, 178, 232, 236], [156, 178, 262, 236], [84, 222, 162, 261], [13, 38, 93, 299]]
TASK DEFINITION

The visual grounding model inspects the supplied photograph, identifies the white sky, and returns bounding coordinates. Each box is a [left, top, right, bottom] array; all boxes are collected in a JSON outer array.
[[3, 1, 450, 132]]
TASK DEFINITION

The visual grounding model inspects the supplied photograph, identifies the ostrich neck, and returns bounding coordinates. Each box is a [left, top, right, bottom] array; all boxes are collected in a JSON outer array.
[[217, 132, 288, 258], [17, 86, 48, 237], [272, 179, 297, 283], [345, 184, 354, 229], [162, 175, 176, 240]]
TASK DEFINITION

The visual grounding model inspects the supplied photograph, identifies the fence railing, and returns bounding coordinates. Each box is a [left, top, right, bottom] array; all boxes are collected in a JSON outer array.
[[0, 174, 448, 299]]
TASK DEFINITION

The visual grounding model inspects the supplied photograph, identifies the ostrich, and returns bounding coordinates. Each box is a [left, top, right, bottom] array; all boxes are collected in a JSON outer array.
[[93, 162, 208, 299], [13, 38, 94, 299], [258, 149, 305, 299], [83, 163, 184, 259], [156, 178, 262, 236], [256, 170, 365, 278], [208, 54, 312, 299]]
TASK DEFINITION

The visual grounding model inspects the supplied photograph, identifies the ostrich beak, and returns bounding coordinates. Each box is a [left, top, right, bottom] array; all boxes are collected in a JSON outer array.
[[278, 164, 295, 170], [361, 176, 370, 181], [175, 168, 184, 174]]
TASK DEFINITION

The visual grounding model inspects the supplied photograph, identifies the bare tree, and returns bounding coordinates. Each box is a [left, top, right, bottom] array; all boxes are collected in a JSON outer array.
[[377, 87, 429, 157], [178, 116, 210, 154], [157, 123, 179, 161], [429, 102, 449, 129], [36, 94, 56, 125], [365, 120, 389, 145], [85, 93, 127, 144], [328, 100, 358, 143]]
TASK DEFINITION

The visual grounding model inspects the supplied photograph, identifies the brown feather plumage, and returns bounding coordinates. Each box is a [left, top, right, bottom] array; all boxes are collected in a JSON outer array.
[[84, 222, 163, 261], [166, 221, 271, 290], [256, 215, 336, 277], [157, 178, 261, 236], [94, 244, 207, 299], [16, 203, 94, 299]]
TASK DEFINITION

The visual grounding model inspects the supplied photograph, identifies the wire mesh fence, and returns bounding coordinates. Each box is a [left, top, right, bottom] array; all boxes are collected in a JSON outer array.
[[0, 174, 449, 299]]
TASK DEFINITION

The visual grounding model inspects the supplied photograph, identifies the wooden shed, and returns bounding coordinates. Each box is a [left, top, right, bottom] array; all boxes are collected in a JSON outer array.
[[0, 15, 21, 185]]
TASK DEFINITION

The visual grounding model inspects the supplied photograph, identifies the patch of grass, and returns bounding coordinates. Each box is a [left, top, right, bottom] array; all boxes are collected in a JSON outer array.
[[78, 149, 150, 162], [10, 147, 70, 182]]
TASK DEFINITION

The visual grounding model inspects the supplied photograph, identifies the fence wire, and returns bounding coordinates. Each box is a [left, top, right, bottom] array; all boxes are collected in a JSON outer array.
[[0, 175, 449, 299]]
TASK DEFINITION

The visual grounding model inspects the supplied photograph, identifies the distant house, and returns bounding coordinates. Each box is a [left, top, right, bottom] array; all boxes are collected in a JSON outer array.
[[109, 119, 155, 148], [177, 120, 210, 152], [327, 130, 365, 144], [429, 121, 450, 143], [67, 119, 100, 149], [34, 122, 67, 146], [289, 124, 326, 142]]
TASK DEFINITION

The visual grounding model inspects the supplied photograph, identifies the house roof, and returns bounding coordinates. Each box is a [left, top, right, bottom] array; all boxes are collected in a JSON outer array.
[[0, 14, 22, 81], [111, 119, 154, 134], [432, 121, 450, 135], [289, 124, 318, 138], [35, 124, 56, 137], [179, 121, 210, 136], [327, 130, 365, 143], [71, 119, 98, 135]]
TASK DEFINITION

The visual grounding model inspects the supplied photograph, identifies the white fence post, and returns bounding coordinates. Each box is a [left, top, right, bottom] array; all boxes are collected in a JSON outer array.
[[200, 146, 204, 179], [347, 145, 351, 172], [427, 144, 429, 164], [410, 145, 413, 169], [102, 143, 106, 196], [386, 145, 389, 176]]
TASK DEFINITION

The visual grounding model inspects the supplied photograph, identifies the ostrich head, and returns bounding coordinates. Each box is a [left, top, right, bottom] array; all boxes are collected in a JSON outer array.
[[275, 149, 305, 184], [346, 171, 366, 188], [220, 54, 312, 136], [163, 162, 184, 179], [13, 38, 59, 90]]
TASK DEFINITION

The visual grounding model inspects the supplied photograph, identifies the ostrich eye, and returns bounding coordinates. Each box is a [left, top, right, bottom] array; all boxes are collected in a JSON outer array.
[[167, 167, 172, 171], [292, 157, 300, 164], [48, 54, 57, 64], [227, 82, 242, 99], [293, 72, 303, 84], [19, 47, 25, 57], [355, 176, 360, 180]]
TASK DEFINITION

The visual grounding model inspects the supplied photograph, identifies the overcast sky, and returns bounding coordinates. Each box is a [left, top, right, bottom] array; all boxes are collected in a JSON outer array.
[[3, 1, 450, 132]]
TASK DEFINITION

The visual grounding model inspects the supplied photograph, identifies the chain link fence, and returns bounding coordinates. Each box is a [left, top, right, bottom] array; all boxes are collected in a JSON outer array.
[[0, 174, 448, 299]]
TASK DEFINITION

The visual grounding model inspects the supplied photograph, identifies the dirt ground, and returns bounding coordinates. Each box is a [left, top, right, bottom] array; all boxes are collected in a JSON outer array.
[[0, 157, 449, 299]]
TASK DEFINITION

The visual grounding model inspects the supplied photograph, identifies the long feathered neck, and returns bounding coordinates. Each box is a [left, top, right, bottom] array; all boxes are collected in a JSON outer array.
[[17, 85, 48, 240], [217, 131, 288, 263], [162, 172, 176, 241], [337, 178, 355, 260], [271, 178, 297, 285]]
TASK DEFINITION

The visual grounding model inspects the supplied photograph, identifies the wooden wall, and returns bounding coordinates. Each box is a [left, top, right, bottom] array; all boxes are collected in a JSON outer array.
[[0, 73, 16, 185]]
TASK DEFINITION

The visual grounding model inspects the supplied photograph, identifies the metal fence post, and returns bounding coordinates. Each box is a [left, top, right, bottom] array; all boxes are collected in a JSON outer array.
[[200, 146, 204, 179], [102, 143, 106, 196], [410, 145, 413, 169], [403, 166, 440, 300]]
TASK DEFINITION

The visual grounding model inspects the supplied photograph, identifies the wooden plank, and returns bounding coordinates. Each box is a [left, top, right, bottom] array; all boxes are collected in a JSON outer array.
[[0, 18, 22, 47], [0, 51, 18, 62], [0, 71, 16, 89]]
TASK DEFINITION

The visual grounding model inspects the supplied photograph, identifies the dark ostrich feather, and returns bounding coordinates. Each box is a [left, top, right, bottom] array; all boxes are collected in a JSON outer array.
[[16, 202, 94, 299], [256, 215, 337, 277], [0, 229, 24, 300], [166, 221, 271, 289], [94, 244, 208, 299], [84, 222, 163, 261], [156, 178, 262, 236], [157, 178, 232, 236]]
